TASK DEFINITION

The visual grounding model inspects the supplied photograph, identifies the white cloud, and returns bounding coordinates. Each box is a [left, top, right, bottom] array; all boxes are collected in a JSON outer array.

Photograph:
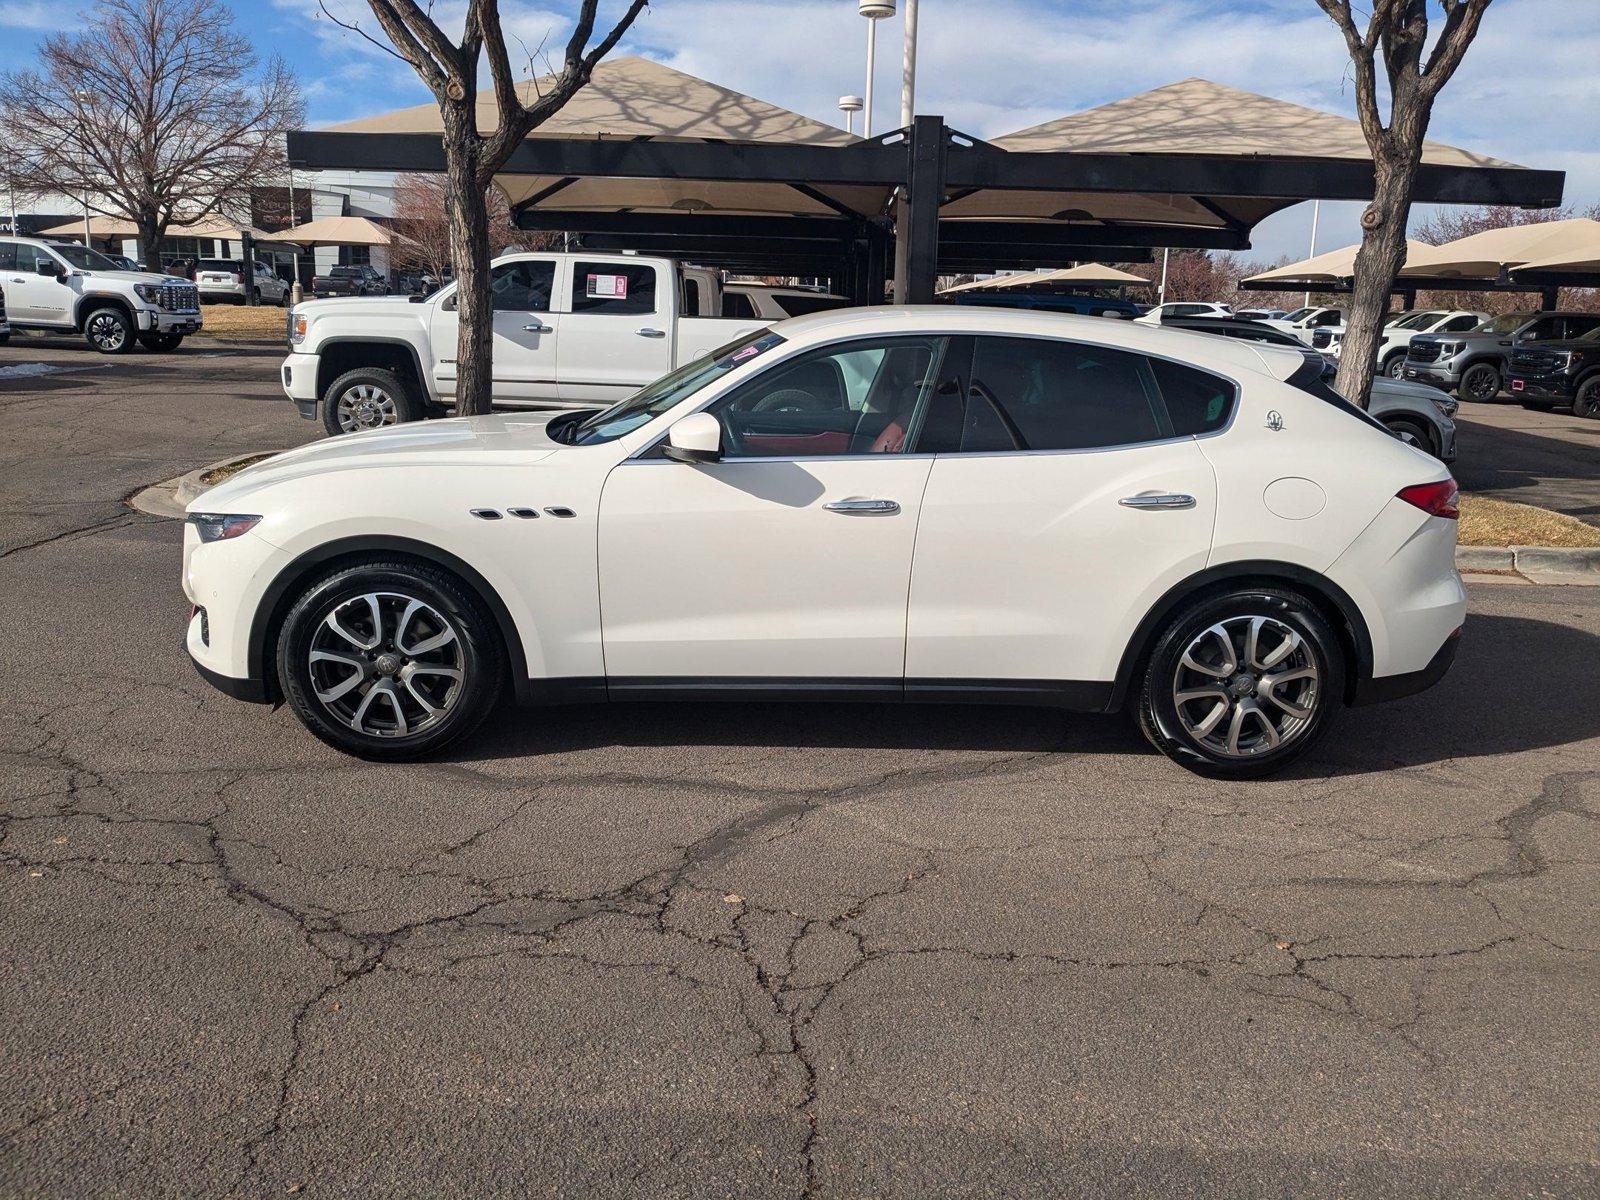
[[0, 1, 70, 29]]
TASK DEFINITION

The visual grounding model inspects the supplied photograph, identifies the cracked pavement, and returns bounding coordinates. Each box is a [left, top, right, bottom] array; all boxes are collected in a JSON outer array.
[[2, 340, 1598, 1197]]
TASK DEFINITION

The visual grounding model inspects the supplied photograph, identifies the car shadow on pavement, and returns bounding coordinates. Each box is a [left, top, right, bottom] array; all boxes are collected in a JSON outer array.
[[456, 613, 1600, 776]]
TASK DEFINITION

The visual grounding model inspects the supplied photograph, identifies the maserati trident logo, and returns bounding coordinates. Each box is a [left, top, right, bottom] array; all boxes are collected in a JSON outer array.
[[1265, 410, 1284, 431]]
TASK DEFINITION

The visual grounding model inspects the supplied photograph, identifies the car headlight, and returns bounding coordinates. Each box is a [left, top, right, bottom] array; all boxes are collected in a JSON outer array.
[[134, 283, 160, 303], [1436, 341, 1462, 356], [289, 311, 308, 344], [187, 513, 263, 543]]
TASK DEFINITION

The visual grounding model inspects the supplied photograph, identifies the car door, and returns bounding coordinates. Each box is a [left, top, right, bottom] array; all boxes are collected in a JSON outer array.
[[428, 259, 563, 403], [5, 243, 74, 325], [596, 334, 948, 684], [558, 260, 674, 405], [905, 334, 1220, 696]]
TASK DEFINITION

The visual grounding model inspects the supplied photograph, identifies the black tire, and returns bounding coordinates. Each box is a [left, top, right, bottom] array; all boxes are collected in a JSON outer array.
[[1382, 352, 1406, 379], [1572, 377, 1600, 420], [139, 331, 184, 352], [1457, 362, 1501, 402], [1383, 415, 1438, 458], [276, 559, 505, 760], [321, 367, 421, 437], [82, 305, 136, 355], [1135, 587, 1345, 779]]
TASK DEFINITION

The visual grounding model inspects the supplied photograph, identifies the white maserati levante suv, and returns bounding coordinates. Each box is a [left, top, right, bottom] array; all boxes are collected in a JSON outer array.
[[183, 308, 1464, 777]]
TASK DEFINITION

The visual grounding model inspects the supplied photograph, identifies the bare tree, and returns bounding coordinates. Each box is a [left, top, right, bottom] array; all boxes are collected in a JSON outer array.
[[389, 173, 557, 286], [1316, 0, 1493, 407], [324, 0, 648, 417], [0, 0, 302, 265]]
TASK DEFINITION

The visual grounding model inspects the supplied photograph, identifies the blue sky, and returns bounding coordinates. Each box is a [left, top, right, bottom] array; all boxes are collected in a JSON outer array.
[[2, 0, 1593, 261]]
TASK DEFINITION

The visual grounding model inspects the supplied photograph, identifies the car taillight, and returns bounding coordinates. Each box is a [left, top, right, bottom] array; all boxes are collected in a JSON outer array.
[[1397, 479, 1459, 519]]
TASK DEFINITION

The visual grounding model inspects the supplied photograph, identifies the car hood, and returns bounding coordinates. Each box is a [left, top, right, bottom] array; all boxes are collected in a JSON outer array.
[[79, 269, 186, 287], [1368, 377, 1451, 420], [190, 414, 573, 512]]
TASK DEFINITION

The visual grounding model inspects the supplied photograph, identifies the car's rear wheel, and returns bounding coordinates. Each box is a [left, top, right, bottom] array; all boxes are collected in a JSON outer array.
[[276, 560, 504, 759], [1458, 362, 1501, 402], [1573, 377, 1600, 420], [321, 367, 420, 436], [1136, 588, 1344, 778], [1383, 415, 1437, 457], [83, 306, 135, 355]]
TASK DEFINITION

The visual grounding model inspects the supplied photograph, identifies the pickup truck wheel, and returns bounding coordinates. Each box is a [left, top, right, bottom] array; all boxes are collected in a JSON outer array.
[[1458, 363, 1501, 402], [83, 306, 135, 355], [138, 332, 184, 352], [322, 368, 420, 436], [1573, 378, 1600, 420]]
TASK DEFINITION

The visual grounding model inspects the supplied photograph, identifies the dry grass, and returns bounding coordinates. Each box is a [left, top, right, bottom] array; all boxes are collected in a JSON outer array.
[[199, 453, 277, 486], [1459, 494, 1600, 548], [195, 304, 289, 341]]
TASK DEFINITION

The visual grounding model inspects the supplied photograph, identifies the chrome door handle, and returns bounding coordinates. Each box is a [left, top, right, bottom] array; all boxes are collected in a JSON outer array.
[[823, 498, 900, 515], [1119, 493, 1196, 510], [635, 327, 666, 338], [523, 322, 553, 333]]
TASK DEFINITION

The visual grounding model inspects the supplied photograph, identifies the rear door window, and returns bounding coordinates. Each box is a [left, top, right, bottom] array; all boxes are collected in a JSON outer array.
[[722, 291, 758, 319], [0, 243, 15, 271], [1564, 314, 1600, 339], [571, 261, 657, 315]]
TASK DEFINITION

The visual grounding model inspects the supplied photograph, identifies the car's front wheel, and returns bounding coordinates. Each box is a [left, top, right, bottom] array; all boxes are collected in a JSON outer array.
[[277, 560, 504, 759], [1572, 377, 1600, 420], [1457, 362, 1502, 402], [1136, 588, 1344, 778], [1382, 353, 1407, 379], [321, 367, 421, 436]]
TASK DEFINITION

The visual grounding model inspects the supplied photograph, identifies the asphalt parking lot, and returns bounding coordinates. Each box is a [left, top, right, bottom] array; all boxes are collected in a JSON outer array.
[[3, 338, 1598, 1197]]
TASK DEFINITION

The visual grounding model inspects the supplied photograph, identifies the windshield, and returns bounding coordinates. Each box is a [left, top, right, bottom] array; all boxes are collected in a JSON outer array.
[[1282, 307, 1312, 322], [563, 330, 785, 445], [51, 243, 123, 272], [1389, 311, 1431, 329], [1477, 313, 1532, 334]]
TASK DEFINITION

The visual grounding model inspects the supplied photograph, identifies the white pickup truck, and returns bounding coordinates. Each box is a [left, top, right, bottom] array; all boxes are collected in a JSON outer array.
[[282, 251, 767, 436]]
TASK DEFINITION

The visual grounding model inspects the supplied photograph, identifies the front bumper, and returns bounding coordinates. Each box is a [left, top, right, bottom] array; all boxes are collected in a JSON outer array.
[[1508, 373, 1575, 401], [281, 351, 321, 419], [1402, 363, 1461, 388], [137, 307, 203, 334], [183, 523, 291, 697]]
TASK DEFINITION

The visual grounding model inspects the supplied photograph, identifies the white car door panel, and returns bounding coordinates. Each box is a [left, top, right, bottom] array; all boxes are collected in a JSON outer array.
[[905, 334, 1224, 686], [597, 333, 951, 681], [558, 260, 673, 405], [5, 244, 74, 324], [429, 258, 563, 403], [908, 444, 1215, 685], [599, 456, 933, 679]]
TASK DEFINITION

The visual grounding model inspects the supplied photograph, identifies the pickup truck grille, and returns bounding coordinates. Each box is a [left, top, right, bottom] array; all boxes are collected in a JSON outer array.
[[1511, 348, 1563, 372], [1407, 341, 1444, 364], [152, 283, 200, 313]]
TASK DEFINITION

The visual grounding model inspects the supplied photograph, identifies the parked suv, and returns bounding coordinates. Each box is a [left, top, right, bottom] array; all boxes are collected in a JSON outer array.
[[1134, 301, 1232, 324], [1404, 311, 1600, 401], [192, 308, 1464, 778], [1313, 311, 1489, 376], [0, 236, 201, 353], [1509, 326, 1600, 418], [195, 258, 289, 306]]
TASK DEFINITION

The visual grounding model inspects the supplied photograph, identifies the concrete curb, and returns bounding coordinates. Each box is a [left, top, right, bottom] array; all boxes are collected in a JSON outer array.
[[127, 452, 277, 520], [1456, 546, 1514, 572], [1511, 545, 1600, 585]]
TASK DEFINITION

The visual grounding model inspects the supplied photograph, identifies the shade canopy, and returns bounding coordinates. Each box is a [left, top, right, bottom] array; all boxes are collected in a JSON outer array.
[[329, 56, 883, 221], [941, 263, 1151, 294], [1403, 218, 1600, 278], [940, 78, 1526, 232], [258, 215, 392, 248], [36, 215, 271, 240], [1243, 240, 1433, 286]]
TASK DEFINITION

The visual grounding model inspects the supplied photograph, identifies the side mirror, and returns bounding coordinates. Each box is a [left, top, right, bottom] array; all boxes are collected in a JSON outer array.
[[37, 258, 62, 278], [408, 294, 425, 303], [662, 412, 722, 464]]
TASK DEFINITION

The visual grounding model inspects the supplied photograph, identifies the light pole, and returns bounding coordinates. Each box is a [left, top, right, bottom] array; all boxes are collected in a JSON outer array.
[[899, 0, 918, 129], [838, 94, 863, 136], [1304, 199, 1321, 309], [859, 0, 893, 137]]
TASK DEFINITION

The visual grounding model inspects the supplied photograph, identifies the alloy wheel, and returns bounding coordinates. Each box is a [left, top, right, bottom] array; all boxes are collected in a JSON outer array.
[[307, 592, 464, 738], [87, 313, 127, 352], [336, 383, 397, 432], [1464, 367, 1499, 401], [1171, 615, 1321, 759], [1385, 357, 1406, 378]]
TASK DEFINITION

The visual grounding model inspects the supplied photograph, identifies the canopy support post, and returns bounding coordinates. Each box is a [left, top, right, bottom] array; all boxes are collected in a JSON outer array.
[[894, 115, 944, 304], [242, 230, 258, 306]]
